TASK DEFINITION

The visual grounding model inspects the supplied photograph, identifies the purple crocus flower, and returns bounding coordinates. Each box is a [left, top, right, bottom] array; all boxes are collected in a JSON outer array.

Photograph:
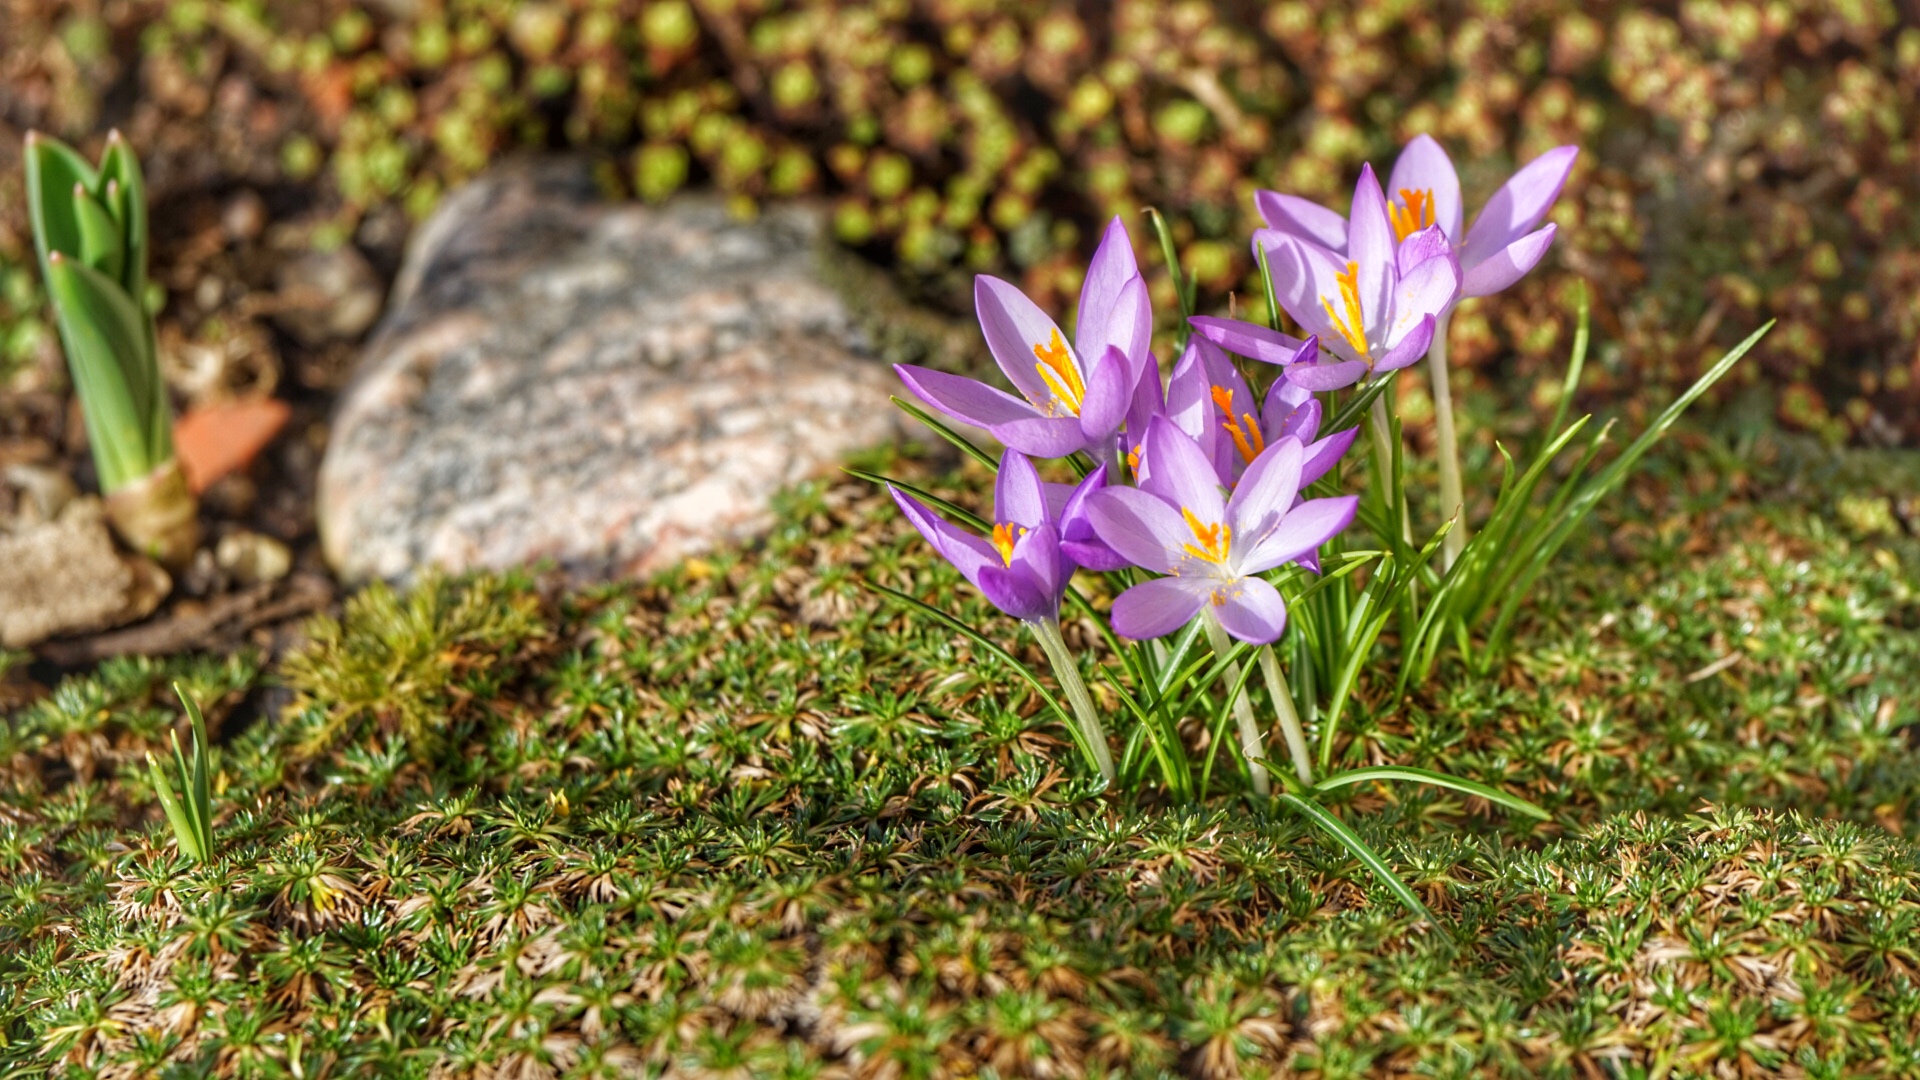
[[890, 450, 1108, 624], [1086, 416, 1358, 645], [1257, 136, 1577, 300], [1260, 165, 1460, 379], [1157, 336, 1358, 496], [895, 217, 1153, 459]]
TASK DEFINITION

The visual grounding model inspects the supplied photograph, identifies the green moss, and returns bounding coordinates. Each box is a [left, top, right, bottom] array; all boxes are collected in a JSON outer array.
[[274, 570, 548, 763], [0, 429, 1916, 1073]]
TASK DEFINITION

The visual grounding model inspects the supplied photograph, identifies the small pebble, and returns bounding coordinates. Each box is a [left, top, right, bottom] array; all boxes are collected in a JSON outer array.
[[216, 530, 292, 586]]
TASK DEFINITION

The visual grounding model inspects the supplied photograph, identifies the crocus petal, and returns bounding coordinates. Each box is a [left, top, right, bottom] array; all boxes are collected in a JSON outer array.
[[1059, 540, 1131, 572], [1187, 316, 1307, 366], [977, 564, 1055, 623], [1109, 576, 1212, 640], [1461, 146, 1578, 269], [1284, 358, 1370, 392], [1267, 238, 1348, 358], [1370, 315, 1435, 373], [1225, 436, 1305, 547], [1386, 134, 1464, 242], [1084, 487, 1192, 573], [890, 487, 999, 588], [1346, 164, 1396, 331], [1396, 223, 1452, 275], [1056, 463, 1106, 526], [1076, 217, 1141, 360], [1076, 345, 1134, 444], [1254, 190, 1349, 252], [1239, 495, 1360, 574], [1266, 394, 1320, 446], [1008, 521, 1066, 603], [896, 364, 1041, 429], [1058, 467, 1130, 571], [1122, 350, 1165, 465], [1078, 274, 1153, 384], [1301, 427, 1359, 487], [1263, 373, 1314, 433], [995, 449, 1048, 529], [1041, 481, 1076, 522], [1388, 248, 1461, 344], [1461, 224, 1557, 298], [1164, 343, 1223, 470], [976, 275, 1072, 405], [990, 415, 1093, 459], [1139, 416, 1226, 525], [1213, 576, 1290, 645]]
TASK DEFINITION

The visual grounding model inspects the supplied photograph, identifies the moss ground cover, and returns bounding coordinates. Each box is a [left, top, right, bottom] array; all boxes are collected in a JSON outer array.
[[0, 425, 1915, 1077]]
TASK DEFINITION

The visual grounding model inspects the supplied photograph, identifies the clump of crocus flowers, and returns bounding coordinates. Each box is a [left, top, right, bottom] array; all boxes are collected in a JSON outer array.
[[871, 134, 1768, 920]]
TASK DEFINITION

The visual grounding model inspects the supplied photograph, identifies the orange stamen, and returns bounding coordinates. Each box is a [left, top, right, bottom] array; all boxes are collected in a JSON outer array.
[[991, 522, 1024, 566], [1389, 187, 1435, 242], [1319, 260, 1372, 361], [1212, 385, 1265, 464], [1031, 329, 1084, 415], [1180, 507, 1231, 565]]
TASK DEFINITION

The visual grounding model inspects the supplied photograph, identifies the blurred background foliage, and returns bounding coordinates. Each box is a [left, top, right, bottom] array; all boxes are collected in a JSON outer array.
[[1, 0, 1917, 442]]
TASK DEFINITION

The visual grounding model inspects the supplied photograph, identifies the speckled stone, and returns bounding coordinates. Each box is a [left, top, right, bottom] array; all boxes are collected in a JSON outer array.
[[317, 161, 911, 582]]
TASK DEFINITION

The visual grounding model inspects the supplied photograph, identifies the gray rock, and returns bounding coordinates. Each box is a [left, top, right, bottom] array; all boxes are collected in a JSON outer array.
[[318, 161, 913, 583]]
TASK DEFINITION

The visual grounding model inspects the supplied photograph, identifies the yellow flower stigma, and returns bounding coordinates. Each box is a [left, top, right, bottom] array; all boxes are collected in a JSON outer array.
[[1211, 385, 1266, 465], [1031, 329, 1085, 416], [1389, 187, 1435, 242], [1180, 507, 1231, 565], [991, 522, 1025, 566], [1319, 260, 1372, 361]]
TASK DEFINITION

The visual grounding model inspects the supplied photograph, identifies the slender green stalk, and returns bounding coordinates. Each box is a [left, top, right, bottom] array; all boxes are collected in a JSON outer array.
[[1032, 617, 1115, 785], [1202, 613, 1269, 798], [1257, 644, 1311, 785], [1427, 311, 1468, 570], [1367, 394, 1412, 550]]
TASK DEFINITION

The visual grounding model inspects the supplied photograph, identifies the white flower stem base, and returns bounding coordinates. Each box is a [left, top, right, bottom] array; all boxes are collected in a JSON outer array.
[[1258, 643, 1312, 786], [1427, 311, 1468, 570], [1204, 613, 1270, 799], [1033, 617, 1115, 784]]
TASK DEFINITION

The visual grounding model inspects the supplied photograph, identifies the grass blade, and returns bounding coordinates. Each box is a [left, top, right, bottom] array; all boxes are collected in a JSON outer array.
[[891, 396, 1001, 472], [1314, 765, 1550, 820], [843, 467, 990, 532], [1277, 793, 1437, 925], [866, 582, 1088, 760], [1486, 321, 1772, 654]]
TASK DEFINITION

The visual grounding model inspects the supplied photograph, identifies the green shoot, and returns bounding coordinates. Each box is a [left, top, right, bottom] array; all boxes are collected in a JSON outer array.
[[25, 130, 199, 566], [147, 683, 216, 863]]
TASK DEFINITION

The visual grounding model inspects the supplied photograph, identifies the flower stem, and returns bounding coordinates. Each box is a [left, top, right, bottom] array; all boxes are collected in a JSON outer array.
[[1033, 617, 1115, 784], [1367, 393, 1413, 550], [1203, 613, 1270, 798], [1257, 644, 1312, 786], [1427, 311, 1467, 570]]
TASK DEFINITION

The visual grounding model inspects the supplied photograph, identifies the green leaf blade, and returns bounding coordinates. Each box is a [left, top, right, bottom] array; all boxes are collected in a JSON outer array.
[[1314, 765, 1551, 820], [1277, 793, 1438, 925]]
